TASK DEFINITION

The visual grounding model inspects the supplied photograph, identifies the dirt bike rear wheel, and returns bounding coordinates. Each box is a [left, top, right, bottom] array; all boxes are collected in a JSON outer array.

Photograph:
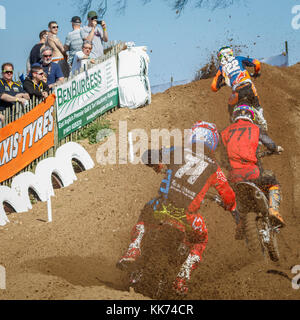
[[128, 225, 187, 299], [244, 212, 279, 262]]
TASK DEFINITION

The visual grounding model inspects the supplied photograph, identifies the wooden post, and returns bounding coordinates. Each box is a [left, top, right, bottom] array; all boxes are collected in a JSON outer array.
[[285, 41, 288, 55]]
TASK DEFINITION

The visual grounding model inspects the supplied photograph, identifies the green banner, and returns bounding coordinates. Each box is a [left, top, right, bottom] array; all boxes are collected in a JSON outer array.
[[55, 57, 119, 140], [57, 88, 118, 139]]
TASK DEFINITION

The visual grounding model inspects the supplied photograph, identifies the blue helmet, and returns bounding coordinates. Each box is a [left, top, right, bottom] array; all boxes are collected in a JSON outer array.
[[190, 121, 219, 152]]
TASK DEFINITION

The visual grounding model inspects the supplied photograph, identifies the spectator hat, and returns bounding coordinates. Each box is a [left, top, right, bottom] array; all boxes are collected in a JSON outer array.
[[31, 63, 42, 68], [71, 16, 81, 23], [87, 11, 98, 19]]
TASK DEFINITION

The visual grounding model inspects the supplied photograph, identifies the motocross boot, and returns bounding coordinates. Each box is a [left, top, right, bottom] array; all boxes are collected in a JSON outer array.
[[268, 186, 285, 227], [254, 106, 268, 131], [173, 253, 200, 296], [116, 222, 144, 271], [173, 277, 188, 296]]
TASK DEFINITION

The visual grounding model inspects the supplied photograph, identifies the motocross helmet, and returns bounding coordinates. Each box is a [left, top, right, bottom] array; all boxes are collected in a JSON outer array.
[[190, 121, 219, 152], [232, 105, 256, 123], [217, 46, 234, 61]]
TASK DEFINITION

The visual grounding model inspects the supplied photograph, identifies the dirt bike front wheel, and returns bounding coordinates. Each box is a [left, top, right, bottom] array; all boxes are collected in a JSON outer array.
[[265, 229, 280, 262], [244, 212, 279, 262]]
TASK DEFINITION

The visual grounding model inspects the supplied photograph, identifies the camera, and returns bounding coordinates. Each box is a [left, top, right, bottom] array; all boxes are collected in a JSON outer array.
[[91, 17, 103, 25]]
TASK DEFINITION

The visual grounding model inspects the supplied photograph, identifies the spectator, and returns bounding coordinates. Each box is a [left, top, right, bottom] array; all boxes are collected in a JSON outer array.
[[80, 10, 108, 59], [42, 72, 48, 83], [64, 16, 83, 67], [0, 63, 30, 114], [47, 21, 70, 78], [71, 40, 96, 74], [29, 30, 48, 67], [40, 46, 64, 89], [23, 64, 50, 100]]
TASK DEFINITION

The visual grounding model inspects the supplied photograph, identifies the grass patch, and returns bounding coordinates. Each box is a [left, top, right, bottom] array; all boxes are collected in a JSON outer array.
[[77, 118, 114, 144]]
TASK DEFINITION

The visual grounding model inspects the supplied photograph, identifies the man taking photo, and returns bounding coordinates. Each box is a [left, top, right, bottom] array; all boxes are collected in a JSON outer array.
[[80, 10, 108, 59]]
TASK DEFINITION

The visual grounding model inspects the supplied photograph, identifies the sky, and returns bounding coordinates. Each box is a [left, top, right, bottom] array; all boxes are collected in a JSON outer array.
[[0, 0, 299, 86]]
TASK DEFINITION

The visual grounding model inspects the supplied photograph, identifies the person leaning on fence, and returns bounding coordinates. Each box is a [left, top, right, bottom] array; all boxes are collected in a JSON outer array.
[[64, 16, 84, 68], [0, 63, 30, 115], [71, 40, 96, 74], [46, 21, 70, 78], [40, 46, 64, 89], [23, 64, 50, 100], [80, 10, 108, 59]]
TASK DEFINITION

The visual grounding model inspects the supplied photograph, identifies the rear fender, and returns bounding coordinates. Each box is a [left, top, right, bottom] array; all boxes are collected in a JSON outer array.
[[234, 181, 269, 215]]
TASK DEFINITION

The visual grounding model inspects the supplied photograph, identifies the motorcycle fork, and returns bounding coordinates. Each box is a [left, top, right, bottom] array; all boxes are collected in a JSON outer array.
[[257, 215, 280, 244]]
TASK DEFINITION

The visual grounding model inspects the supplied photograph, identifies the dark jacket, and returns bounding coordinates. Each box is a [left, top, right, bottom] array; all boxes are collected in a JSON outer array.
[[23, 77, 50, 99]]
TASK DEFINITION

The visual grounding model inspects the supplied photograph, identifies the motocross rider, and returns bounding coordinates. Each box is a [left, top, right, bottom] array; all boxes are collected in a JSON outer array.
[[117, 121, 242, 296], [211, 46, 267, 131], [220, 105, 285, 227]]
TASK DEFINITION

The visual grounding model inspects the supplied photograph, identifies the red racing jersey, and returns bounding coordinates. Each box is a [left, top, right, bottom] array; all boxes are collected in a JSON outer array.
[[221, 119, 260, 171]]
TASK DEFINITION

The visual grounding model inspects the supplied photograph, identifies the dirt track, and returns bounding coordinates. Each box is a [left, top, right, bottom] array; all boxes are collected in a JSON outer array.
[[0, 63, 300, 300]]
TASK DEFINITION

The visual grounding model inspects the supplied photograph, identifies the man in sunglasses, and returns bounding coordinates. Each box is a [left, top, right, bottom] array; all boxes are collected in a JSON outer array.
[[47, 21, 69, 78], [23, 64, 50, 100], [80, 10, 108, 59], [0, 63, 30, 120], [71, 40, 96, 74], [40, 46, 64, 89]]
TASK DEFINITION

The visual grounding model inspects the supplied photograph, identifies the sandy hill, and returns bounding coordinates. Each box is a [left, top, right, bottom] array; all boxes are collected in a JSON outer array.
[[0, 63, 300, 300]]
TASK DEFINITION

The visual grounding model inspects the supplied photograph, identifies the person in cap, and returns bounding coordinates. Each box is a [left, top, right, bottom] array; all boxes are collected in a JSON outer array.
[[80, 10, 108, 59], [64, 16, 84, 67]]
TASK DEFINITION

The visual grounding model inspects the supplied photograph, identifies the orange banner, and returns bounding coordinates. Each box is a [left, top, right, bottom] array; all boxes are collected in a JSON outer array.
[[0, 94, 56, 183]]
